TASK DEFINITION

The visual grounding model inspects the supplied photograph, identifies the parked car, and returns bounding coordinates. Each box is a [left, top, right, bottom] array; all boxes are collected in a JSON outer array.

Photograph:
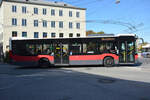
[[142, 44, 150, 58]]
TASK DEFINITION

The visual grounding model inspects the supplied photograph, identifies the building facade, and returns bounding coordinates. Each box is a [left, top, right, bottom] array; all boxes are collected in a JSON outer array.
[[0, 0, 86, 53]]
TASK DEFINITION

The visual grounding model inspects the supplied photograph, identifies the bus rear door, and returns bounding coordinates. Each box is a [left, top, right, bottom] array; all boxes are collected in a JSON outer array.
[[119, 40, 135, 64], [54, 42, 69, 65]]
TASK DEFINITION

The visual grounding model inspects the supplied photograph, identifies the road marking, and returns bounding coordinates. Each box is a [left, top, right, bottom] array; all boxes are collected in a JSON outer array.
[[125, 67, 142, 71]]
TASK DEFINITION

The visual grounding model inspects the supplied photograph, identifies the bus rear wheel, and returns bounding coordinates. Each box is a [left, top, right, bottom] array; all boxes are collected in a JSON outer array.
[[38, 58, 50, 68], [103, 57, 114, 67]]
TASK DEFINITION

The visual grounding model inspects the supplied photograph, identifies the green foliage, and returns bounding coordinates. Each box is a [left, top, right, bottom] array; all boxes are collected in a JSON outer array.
[[86, 30, 105, 36], [97, 31, 105, 34], [86, 30, 96, 36], [137, 42, 148, 53], [142, 42, 148, 46]]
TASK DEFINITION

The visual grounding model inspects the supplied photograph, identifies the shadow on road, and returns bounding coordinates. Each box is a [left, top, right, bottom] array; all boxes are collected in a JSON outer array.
[[0, 63, 150, 100]]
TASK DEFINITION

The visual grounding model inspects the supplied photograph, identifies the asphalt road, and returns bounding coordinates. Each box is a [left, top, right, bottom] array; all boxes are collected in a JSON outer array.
[[0, 58, 150, 100]]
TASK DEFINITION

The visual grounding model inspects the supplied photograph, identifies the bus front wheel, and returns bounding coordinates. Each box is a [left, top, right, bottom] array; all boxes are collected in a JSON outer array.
[[103, 57, 114, 67], [38, 58, 50, 68]]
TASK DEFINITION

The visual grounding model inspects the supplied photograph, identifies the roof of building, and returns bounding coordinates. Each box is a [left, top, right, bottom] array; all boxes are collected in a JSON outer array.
[[142, 44, 150, 48], [88, 34, 115, 37], [1, 0, 86, 10]]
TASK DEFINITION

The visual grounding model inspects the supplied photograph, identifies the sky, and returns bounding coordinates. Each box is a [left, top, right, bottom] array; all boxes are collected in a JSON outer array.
[[47, 0, 150, 42]]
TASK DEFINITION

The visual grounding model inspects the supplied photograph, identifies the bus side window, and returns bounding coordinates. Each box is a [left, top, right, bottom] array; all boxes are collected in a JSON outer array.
[[35, 44, 42, 55], [26, 44, 35, 55], [69, 43, 82, 55], [82, 42, 97, 54], [99, 42, 116, 54], [99, 43, 105, 53], [42, 44, 53, 55]]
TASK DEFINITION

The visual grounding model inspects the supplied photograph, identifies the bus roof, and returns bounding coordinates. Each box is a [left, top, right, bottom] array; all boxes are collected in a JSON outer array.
[[10, 34, 136, 41], [116, 34, 136, 36]]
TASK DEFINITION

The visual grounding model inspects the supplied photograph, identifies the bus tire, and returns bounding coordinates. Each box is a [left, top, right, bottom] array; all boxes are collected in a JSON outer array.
[[38, 58, 50, 68], [103, 57, 114, 67]]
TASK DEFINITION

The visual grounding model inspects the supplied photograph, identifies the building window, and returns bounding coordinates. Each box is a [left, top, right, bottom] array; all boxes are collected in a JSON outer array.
[[43, 8, 47, 15], [77, 33, 80, 37], [76, 12, 80, 18], [59, 21, 63, 28], [22, 6, 26, 13], [51, 9, 55, 16], [76, 23, 80, 29], [22, 32, 27, 37], [59, 33, 63, 37], [69, 22, 73, 29], [12, 18, 17, 26], [22, 19, 27, 26], [34, 8, 38, 14], [59, 10, 63, 16], [69, 11, 72, 17], [34, 32, 39, 38], [43, 32, 47, 38], [12, 5, 17, 12], [51, 21, 55, 28], [69, 33, 73, 37], [43, 20, 47, 27], [12, 31, 17, 37], [34, 20, 38, 27], [51, 33, 56, 37]]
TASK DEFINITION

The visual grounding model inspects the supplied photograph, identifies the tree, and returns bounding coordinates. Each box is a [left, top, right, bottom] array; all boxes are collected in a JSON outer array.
[[86, 30, 105, 36], [138, 42, 148, 53], [86, 30, 96, 36], [97, 31, 105, 34]]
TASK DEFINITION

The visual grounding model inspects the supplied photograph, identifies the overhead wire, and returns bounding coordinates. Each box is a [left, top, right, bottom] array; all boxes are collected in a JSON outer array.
[[56, 0, 146, 35], [1, 0, 144, 34]]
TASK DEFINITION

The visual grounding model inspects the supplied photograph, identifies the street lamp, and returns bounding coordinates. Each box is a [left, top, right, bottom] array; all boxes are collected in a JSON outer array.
[[116, 0, 120, 4]]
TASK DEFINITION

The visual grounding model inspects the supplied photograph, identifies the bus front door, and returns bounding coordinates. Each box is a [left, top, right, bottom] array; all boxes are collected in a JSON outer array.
[[54, 43, 69, 65], [119, 41, 135, 63]]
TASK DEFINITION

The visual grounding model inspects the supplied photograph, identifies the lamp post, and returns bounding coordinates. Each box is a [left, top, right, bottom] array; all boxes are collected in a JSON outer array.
[[116, 0, 120, 4]]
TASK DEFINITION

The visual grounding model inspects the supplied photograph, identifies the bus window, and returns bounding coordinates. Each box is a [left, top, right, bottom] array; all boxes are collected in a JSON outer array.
[[26, 44, 35, 55], [62, 44, 68, 54], [127, 41, 134, 62], [99, 42, 116, 53], [42, 44, 53, 55], [35, 44, 42, 55], [69, 43, 82, 55], [83, 42, 97, 54]]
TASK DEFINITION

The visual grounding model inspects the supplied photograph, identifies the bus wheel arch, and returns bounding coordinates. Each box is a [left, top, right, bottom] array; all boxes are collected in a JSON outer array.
[[103, 56, 114, 67], [38, 57, 51, 68]]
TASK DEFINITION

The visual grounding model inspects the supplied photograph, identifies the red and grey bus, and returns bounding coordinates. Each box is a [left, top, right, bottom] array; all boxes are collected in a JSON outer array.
[[9, 34, 139, 67]]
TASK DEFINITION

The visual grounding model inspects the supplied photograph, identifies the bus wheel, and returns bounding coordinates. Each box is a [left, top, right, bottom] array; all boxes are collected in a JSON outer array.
[[38, 58, 50, 68], [103, 57, 114, 67]]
